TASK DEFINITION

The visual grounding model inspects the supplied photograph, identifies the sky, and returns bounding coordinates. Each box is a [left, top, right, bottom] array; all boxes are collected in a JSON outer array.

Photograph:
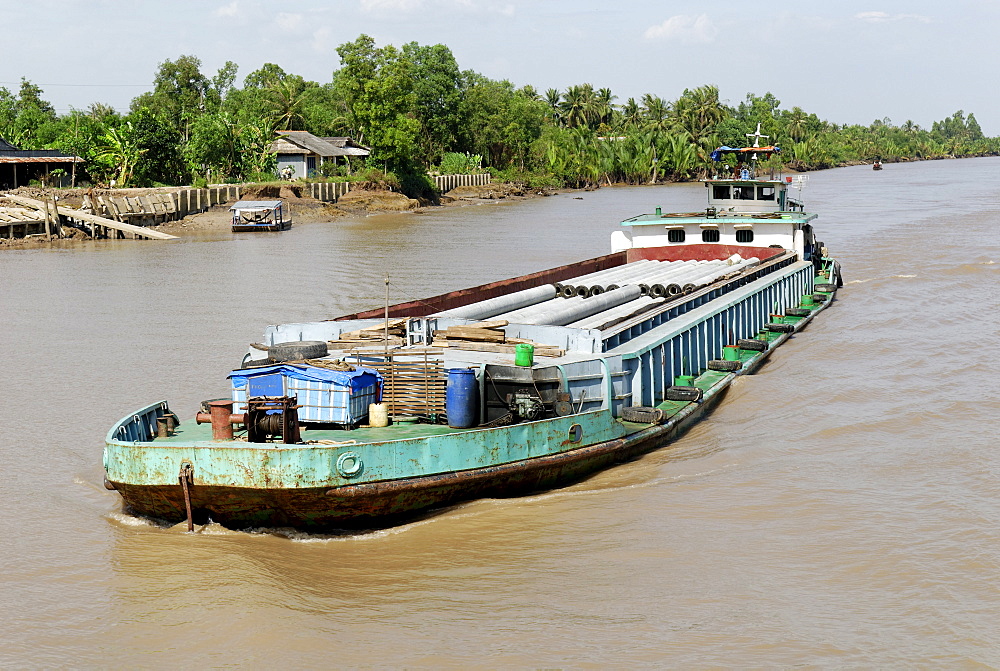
[[2, 0, 998, 135]]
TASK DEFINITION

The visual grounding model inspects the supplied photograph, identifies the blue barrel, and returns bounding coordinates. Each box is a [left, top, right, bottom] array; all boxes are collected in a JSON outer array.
[[446, 368, 479, 428]]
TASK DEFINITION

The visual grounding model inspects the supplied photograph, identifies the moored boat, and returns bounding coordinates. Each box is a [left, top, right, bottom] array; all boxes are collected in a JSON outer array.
[[230, 199, 290, 232], [104, 146, 842, 531]]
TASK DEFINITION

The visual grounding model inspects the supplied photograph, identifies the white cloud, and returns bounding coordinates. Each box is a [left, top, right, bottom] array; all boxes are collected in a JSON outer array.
[[360, 0, 424, 13], [275, 12, 303, 32], [312, 26, 334, 54], [643, 14, 717, 44], [855, 11, 931, 23], [214, 1, 240, 18]]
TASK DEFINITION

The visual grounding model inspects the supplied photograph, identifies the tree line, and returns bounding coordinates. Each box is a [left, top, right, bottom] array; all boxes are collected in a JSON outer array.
[[2, 33, 996, 194]]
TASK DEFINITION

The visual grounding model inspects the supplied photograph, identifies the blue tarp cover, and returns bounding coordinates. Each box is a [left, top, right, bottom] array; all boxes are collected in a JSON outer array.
[[229, 363, 380, 392]]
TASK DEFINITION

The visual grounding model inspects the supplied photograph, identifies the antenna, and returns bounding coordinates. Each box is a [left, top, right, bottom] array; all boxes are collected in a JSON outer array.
[[746, 122, 769, 148]]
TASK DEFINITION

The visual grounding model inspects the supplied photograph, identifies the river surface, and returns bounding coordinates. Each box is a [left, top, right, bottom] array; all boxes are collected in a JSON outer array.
[[2, 158, 998, 667]]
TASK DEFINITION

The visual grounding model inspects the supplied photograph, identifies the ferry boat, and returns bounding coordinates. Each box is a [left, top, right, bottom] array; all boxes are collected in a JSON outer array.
[[230, 199, 290, 232], [104, 146, 842, 531]]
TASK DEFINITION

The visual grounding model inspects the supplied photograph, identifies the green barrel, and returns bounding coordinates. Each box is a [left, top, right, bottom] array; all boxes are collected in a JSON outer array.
[[801, 294, 815, 307], [514, 343, 534, 367], [722, 345, 740, 361], [674, 375, 696, 386]]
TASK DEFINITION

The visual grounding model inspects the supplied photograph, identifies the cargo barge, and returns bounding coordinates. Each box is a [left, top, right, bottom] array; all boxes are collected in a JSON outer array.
[[104, 147, 842, 531]]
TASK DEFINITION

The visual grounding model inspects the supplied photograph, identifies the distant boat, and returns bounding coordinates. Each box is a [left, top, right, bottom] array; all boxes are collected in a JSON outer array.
[[873, 160, 883, 171], [231, 200, 290, 232]]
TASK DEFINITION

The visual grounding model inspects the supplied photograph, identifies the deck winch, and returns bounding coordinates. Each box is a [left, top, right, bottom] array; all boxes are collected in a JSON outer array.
[[244, 396, 301, 444]]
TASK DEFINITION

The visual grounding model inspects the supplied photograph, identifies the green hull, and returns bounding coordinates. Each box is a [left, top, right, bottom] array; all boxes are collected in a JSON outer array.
[[105, 302, 823, 530]]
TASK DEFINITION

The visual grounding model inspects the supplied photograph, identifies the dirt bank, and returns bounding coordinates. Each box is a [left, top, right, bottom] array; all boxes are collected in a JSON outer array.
[[0, 180, 565, 244]]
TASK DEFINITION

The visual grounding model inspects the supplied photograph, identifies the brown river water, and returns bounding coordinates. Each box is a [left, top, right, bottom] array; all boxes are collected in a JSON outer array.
[[2, 159, 998, 667]]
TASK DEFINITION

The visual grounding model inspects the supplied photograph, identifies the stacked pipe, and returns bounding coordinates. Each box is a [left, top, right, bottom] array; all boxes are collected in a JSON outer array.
[[438, 283, 558, 320], [554, 260, 658, 298], [567, 295, 664, 331], [575, 261, 689, 297], [436, 256, 761, 328], [494, 285, 643, 326]]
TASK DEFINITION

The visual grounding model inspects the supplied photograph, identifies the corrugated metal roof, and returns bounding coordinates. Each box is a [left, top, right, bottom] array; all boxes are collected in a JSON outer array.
[[0, 155, 83, 163], [231, 200, 282, 209], [271, 131, 370, 157]]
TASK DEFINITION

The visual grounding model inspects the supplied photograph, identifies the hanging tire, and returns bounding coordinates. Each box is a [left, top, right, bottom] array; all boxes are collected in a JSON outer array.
[[815, 283, 837, 293], [665, 386, 703, 402], [812, 293, 828, 302], [786, 307, 811, 317], [621, 406, 665, 424], [268, 340, 329, 362], [707, 359, 742, 372], [764, 323, 795, 333], [736, 338, 767, 352]]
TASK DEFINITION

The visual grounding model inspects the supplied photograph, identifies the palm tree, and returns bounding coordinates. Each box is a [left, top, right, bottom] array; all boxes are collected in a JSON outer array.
[[544, 88, 563, 126], [595, 87, 617, 128], [560, 84, 596, 129], [786, 107, 809, 142], [640, 94, 670, 133], [620, 98, 642, 130], [266, 77, 308, 131]]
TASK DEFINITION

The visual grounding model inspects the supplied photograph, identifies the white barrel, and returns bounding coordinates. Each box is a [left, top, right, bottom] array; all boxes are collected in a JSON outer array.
[[369, 403, 389, 427]]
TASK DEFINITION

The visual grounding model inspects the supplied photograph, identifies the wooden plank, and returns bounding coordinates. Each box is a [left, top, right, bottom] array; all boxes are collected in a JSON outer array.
[[431, 339, 564, 357], [466, 319, 509, 329], [436, 326, 506, 342], [1, 194, 177, 240]]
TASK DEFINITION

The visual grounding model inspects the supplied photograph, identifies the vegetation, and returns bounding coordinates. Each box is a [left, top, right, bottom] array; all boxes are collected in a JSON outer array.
[[1, 35, 997, 193]]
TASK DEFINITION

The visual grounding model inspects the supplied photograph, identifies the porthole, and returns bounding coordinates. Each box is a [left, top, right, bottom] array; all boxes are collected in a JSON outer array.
[[667, 229, 686, 243], [702, 229, 721, 243], [736, 229, 754, 243]]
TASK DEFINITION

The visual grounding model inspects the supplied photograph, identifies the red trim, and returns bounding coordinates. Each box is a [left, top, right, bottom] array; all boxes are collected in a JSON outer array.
[[340, 251, 628, 320], [626, 244, 785, 263]]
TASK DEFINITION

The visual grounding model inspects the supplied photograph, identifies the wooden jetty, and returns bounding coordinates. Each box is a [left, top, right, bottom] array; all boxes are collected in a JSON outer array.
[[1, 194, 177, 240]]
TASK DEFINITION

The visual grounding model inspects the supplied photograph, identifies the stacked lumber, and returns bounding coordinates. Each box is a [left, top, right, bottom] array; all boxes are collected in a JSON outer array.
[[431, 319, 565, 358], [330, 318, 407, 349]]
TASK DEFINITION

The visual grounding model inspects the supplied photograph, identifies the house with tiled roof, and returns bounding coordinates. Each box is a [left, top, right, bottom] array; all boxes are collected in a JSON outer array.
[[269, 131, 370, 179]]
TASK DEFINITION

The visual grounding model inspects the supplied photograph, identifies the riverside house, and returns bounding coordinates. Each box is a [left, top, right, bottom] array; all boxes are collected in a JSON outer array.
[[270, 131, 370, 179], [0, 136, 83, 189]]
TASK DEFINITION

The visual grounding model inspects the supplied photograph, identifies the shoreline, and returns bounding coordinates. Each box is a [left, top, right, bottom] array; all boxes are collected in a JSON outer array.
[[0, 153, 982, 248]]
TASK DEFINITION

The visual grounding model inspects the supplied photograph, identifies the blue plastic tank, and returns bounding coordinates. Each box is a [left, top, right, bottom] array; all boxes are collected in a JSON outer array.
[[446, 368, 479, 428]]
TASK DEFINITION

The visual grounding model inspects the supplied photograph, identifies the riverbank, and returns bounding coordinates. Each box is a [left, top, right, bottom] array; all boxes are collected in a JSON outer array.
[[0, 180, 558, 245]]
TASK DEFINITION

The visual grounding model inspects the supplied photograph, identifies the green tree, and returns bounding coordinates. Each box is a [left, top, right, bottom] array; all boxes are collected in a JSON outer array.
[[131, 55, 210, 141], [129, 108, 185, 185], [334, 34, 420, 174], [402, 42, 462, 166], [458, 75, 546, 169]]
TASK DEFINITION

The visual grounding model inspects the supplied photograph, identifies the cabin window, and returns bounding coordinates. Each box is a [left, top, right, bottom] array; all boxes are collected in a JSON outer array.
[[702, 229, 721, 243], [732, 185, 755, 200], [757, 186, 775, 201], [712, 185, 731, 200], [667, 229, 686, 243], [736, 229, 754, 243]]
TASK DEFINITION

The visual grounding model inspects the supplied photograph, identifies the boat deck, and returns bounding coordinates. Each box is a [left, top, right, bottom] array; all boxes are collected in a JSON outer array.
[[153, 351, 754, 446]]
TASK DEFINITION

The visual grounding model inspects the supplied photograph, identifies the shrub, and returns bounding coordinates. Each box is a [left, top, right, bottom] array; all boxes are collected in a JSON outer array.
[[437, 152, 482, 175]]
